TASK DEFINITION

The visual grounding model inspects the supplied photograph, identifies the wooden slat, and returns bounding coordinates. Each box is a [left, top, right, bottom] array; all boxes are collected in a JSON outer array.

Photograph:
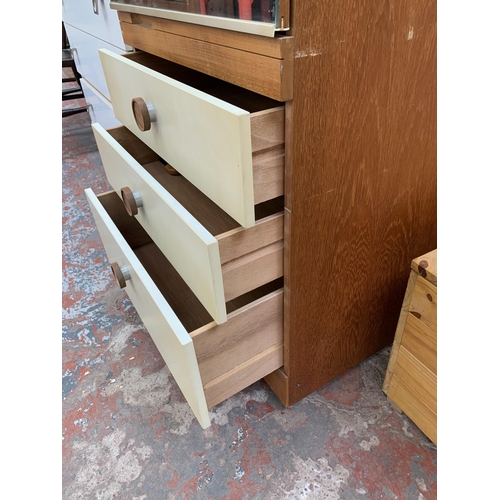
[[411, 249, 437, 286], [392, 346, 436, 414], [250, 107, 285, 152], [221, 241, 284, 302], [192, 289, 283, 385], [387, 373, 437, 444], [252, 147, 285, 204], [409, 275, 437, 331], [216, 212, 284, 265], [119, 12, 293, 59], [204, 344, 284, 409], [401, 313, 437, 375], [118, 21, 293, 101]]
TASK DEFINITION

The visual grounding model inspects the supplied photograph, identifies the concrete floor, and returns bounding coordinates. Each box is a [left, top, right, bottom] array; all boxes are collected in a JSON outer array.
[[62, 104, 437, 500]]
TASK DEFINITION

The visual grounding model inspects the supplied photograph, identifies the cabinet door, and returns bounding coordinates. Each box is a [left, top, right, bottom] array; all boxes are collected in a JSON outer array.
[[62, 0, 128, 50]]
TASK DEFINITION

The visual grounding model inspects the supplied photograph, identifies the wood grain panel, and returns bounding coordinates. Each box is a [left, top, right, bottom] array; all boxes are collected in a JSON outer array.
[[409, 275, 437, 331], [283, 0, 437, 404], [119, 21, 293, 101], [204, 344, 284, 409], [191, 289, 283, 385], [387, 373, 437, 444], [216, 212, 283, 265], [401, 313, 437, 374], [222, 241, 284, 301], [392, 346, 436, 414]]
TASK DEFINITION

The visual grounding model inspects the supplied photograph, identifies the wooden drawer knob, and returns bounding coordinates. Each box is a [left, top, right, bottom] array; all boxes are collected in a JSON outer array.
[[110, 262, 131, 289], [121, 187, 143, 216], [131, 97, 156, 132], [159, 156, 180, 176]]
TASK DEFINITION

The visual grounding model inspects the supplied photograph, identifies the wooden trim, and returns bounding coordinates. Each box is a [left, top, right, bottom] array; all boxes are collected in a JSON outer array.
[[264, 367, 289, 406], [119, 12, 292, 59], [118, 14, 293, 101]]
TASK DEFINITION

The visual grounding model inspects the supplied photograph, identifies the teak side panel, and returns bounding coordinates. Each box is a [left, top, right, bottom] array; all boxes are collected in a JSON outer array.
[[118, 17, 293, 101], [283, 0, 437, 404]]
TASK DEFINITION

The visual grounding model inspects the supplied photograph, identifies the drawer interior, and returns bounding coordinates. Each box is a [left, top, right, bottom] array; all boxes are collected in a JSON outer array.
[[98, 190, 283, 333], [107, 126, 284, 238], [123, 51, 283, 113]]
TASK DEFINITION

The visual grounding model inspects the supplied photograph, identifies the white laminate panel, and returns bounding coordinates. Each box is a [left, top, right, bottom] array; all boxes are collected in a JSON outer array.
[[92, 123, 227, 324], [85, 188, 211, 429], [81, 79, 122, 129], [64, 25, 126, 100], [99, 49, 256, 228], [62, 0, 127, 50]]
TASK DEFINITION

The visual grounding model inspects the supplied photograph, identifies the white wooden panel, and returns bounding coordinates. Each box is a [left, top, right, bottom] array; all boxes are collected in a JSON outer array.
[[81, 79, 122, 129], [62, 0, 128, 50], [64, 25, 125, 100], [92, 124, 227, 324], [100, 49, 256, 227], [85, 188, 211, 429]]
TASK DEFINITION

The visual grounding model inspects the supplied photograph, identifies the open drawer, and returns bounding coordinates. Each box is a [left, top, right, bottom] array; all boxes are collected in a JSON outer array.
[[92, 124, 283, 324], [99, 49, 284, 227], [85, 188, 284, 429]]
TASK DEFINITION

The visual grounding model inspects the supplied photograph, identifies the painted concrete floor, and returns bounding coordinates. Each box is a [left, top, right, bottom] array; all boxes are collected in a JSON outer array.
[[62, 106, 437, 500]]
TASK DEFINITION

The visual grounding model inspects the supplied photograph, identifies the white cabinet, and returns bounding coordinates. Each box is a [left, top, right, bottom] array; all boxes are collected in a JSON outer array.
[[62, 0, 131, 124]]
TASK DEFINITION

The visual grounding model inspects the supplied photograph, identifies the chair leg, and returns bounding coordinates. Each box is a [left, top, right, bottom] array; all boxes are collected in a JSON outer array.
[[62, 105, 89, 118]]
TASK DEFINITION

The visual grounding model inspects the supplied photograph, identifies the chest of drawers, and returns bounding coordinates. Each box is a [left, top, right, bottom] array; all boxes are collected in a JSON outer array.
[[78, 0, 437, 428], [383, 250, 437, 444]]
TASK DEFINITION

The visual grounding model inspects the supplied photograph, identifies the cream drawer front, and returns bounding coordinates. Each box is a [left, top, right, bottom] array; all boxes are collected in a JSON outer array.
[[99, 49, 284, 228], [92, 123, 226, 324], [85, 187, 210, 428], [93, 124, 284, 325], [85, 188, 284, 428], [81, 79, 122, 129]]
